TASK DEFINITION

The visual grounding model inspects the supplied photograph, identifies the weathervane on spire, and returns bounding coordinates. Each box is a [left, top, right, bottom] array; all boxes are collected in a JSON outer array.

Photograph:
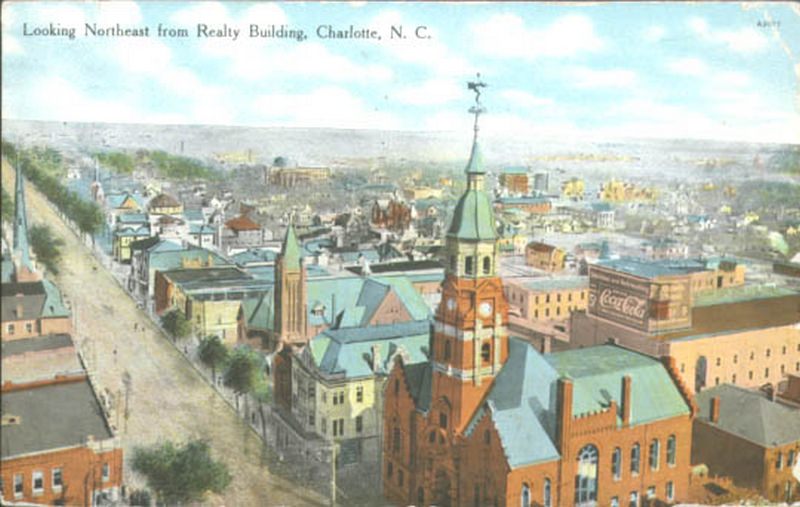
[[467, 73, 487, 141]]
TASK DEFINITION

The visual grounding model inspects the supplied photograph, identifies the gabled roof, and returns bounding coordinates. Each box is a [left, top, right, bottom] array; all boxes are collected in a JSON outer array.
[[225, 215, 261, 232], [241, 291, 274, 331], [149, 193, 181, 209], [1, 280, 69, 321], [309, 320, 430, 379], [695, 384, 800, 448], [465, 337, 561, 468]]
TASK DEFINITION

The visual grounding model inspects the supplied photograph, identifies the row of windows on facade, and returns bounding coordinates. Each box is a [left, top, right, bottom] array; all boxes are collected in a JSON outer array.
[[681, 344, 800, 373], [575, 441, 677, 507], [295, 379, 365, 405], [775, 449, 798, 471], [532, 305, 583, 319], [5, 322, 35, 334], [450, 255, 493, 275], [317, 415, 363, 436], [713, 363, 799, 387], [3, 464, 109, 499]]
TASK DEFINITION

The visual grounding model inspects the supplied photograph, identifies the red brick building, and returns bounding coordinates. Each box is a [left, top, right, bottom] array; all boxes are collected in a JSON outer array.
[[693, 384, 800, 503], [1, 376, 124, 506], [383, 102, 694, 507]]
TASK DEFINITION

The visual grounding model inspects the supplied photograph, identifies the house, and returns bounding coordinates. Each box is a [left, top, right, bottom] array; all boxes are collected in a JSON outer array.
[[221, 215, 263, 253], [525, 241, 566, 272], [148, 192, 183, 216], [1, 280, 72, 341], [692, 385, 799, 503], [499, 166, 529, 195], [112, 224, 151, 263]]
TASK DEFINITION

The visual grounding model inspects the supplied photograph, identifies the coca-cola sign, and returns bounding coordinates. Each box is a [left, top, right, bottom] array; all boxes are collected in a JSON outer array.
[[588, 270, 651, 330]]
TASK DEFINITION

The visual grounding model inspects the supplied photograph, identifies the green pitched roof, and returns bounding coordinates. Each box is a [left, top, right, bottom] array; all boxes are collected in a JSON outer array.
[[281, 223, 301, 270], [545, 346, 690, 426], [465, 140, 486, 174], [447, 189, 497, 240]]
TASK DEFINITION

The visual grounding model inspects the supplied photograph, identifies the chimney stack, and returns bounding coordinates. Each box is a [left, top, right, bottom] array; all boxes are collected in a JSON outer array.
[[621, 375, 632, 426], [371, 344, 382, 373], [710, 396, 720, 423]]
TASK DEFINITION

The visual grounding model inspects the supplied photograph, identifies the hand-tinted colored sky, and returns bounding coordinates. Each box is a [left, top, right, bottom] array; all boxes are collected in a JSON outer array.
[[3, 1, 798, 143]]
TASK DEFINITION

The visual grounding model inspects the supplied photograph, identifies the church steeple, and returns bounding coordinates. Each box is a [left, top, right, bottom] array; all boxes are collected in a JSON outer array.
[[13, 159, 36, 279], [430, 75, 509, 432], [274, 219, 307, 348]]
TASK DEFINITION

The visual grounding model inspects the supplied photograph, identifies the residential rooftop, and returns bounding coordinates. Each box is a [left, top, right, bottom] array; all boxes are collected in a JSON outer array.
[[695, 384, 800, 448], [693, 284, 799, 307], [516, 276, 589, 292]]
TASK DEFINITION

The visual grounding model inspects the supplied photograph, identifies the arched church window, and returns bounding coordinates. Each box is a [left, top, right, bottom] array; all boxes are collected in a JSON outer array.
[[521, 483, 531, 507], [465, 256, 474, 275], [481, 343, 491, 364], [575, 444, 598, 506], [483, 256, 491, 274]]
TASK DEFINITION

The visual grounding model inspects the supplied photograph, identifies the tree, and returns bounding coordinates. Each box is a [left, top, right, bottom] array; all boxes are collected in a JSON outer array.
[[198, 335, 229, 384], [29, 224, 64, 275], [223, 348, 259, 413], [160, 309, 191, 342], [132, 439, 231, 506], [1, 186, 13, 223]]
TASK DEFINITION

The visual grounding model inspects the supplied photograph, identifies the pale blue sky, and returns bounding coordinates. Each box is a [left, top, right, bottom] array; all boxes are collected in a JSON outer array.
[[2, 1, 798, 143]]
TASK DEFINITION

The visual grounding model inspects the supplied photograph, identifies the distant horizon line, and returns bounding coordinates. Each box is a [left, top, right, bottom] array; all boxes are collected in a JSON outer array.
[[2, 117, 797, 148]]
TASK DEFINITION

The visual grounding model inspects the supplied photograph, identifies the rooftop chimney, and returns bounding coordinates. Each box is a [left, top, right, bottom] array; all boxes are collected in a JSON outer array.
[[371, 344, 382, 373], [710, 396, 720, 423], [621, 375, 632, 426]]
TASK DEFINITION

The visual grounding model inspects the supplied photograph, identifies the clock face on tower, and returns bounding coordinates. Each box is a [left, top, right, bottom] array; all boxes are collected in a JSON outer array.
[[479, 301, 493, 316]]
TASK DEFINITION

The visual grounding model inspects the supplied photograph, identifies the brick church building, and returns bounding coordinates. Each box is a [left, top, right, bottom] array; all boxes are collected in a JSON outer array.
[[383, 84, 696, 507]]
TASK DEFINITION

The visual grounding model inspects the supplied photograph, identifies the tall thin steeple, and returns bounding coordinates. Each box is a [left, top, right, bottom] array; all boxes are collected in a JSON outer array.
[[274, 217, 307, 347], [13, 158, 33, 272]]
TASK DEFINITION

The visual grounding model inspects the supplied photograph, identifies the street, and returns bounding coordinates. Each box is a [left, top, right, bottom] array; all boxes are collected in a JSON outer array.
[[2, 159, 326, 506]]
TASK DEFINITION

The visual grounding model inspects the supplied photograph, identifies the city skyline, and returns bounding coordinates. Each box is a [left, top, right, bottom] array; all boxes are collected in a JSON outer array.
[[2, 1, 799, 144]]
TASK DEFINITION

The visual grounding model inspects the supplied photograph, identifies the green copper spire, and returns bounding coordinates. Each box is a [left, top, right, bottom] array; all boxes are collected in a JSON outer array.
[[446, 74, 496, 240], [281, 221, 301, 270], [13, 160, 33, 271]]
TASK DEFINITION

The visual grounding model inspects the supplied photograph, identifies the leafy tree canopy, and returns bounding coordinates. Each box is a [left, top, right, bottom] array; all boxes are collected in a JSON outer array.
[[30, 224, 64, 275], [132, 439, 231, 505], [223, 348, 259, 395]]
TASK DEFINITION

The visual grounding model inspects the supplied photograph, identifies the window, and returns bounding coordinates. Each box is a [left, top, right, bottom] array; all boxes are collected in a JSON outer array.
[[574, 444, 599, 505], [393, 427, 401, 453], [465, 256, 474, 275], [102, 462, 110, 481], [545, 308, 550, 318], [777, 452, 784, 470], [543, 478, 552, 507], [444, 340, 452, 361], [387, 461, 393, 479], [716, 357, 721, 366], [732, 374, 737, 384], [765, 368, 770, 378], [783, 346, 787, 355], [611, 497, 619, 507], [767, 348, 771, 357], [734, 354, 738, 364], [649, 440, 660, 471], [631, 444, 641, 475], [646, 486, 655, 500], [714, 377, 719, 386], [483, 256, 491, 274], [429, 431, 436, 443], [52, 468, 63, 489], [333, 418, 344, 437], [557, 294, 561, 303], [338, 391, 344, 404], [356, 386, 363, 403], [521, 483, 531, 507], [750, 351, 755, 360], [568, 293, 573, 302], [666, 481, 674, 502], [546, 294, 551, 303], [398, 470, 404, 487], [418, 487, 425, 505], [322, 391, 327, 403], [33, 470, 44, 494], [439, 412, 448, 429], [481, 343, 491, 364], [667, 435, 676, 466], [749, 370, 754, 380], [356, 416, 363, 433], [612, 447, 622, 480], [14, 474, 23, 498], [25, 322, 33, 333], [308, 385, 315, 399], [309, 414, 315, 426], [629, 491, 639, 507], [322, 418, 327, 434], [789, 450, 796, 468], [7, 323, 14, 335]]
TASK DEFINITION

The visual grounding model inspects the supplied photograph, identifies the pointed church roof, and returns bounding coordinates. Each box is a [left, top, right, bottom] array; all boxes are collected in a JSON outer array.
[[13, 161, 33, 271], [281, 222, 301, 270], [465, 139, 486, 175]]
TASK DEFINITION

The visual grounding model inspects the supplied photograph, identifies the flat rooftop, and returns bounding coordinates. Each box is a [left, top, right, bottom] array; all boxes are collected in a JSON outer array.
[[694, 284, 799, 307], [515, 276, 589, 292], [1, 377, 114, 458], [1, 333, 73, 356]]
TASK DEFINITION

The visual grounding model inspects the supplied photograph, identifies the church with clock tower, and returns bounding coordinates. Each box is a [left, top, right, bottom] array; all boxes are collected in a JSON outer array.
[[383, 79, 695, 507]]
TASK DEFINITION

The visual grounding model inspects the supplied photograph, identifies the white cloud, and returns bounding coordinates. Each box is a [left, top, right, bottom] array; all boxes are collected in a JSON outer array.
[[644, 26, 666, 43], [393, 79, 462, 106], [252, 87, 400, 130], [569, 67, 638, 89], [499, 89, 554, 108], [688, 16, 768, 54], [472, 14, 604, 60], [667, 57, 708, 76], [371, 10, 473, 77]]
